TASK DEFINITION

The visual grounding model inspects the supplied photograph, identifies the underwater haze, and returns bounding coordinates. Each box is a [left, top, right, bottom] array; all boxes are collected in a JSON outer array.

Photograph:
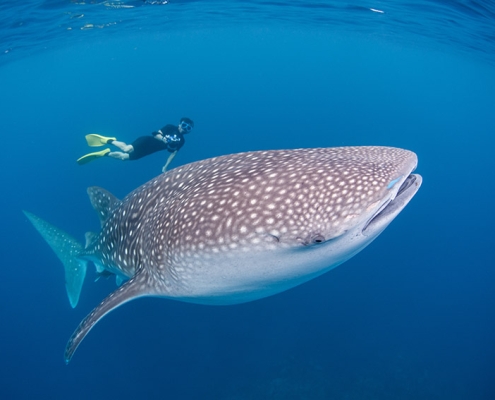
[[1, 1, 494, 399]]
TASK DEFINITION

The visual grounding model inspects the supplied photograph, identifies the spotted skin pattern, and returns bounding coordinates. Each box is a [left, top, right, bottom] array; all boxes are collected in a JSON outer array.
[[61, 146, 420, 363]]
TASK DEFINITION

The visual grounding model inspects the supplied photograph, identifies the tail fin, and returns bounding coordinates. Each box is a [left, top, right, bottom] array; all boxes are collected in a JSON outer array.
[[23, 211, 88, 308]]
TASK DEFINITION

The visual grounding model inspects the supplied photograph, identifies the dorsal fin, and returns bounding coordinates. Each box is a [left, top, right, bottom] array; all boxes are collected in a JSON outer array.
[[64, 268, 151, 364], [87, 187, 121, 226]]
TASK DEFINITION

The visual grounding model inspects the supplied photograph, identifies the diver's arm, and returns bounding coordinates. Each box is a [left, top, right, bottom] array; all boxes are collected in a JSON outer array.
[[153, 130, 164, 141], [162, 151, 177, 173]]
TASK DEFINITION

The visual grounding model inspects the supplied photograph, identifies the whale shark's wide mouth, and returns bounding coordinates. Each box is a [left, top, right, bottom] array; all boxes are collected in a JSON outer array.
[[395, 174, 418, 198], [362, 173, 422, 235]]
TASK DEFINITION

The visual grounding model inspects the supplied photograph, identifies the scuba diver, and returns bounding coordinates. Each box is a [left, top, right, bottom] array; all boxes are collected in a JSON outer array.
[[77, 117, 194, 172]]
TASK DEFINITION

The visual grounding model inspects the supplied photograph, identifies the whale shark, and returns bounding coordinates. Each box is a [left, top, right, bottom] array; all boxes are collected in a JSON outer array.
[[24, 146, 422, 363]]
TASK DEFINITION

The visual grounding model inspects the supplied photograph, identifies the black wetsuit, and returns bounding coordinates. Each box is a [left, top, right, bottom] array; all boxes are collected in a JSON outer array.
[[128, 125, 185, 160]]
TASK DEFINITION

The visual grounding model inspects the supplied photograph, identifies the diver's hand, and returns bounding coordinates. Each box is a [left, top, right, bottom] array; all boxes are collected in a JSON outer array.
[[162, 165, 167, 173]]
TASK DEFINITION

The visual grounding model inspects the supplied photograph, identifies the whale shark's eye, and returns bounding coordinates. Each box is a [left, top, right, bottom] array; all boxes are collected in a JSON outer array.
[[298, 234, 326, 246], [311, 234, 325, 244]]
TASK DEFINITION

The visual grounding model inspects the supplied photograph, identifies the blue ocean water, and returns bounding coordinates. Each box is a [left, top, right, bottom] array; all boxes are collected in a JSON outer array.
[[1, 1, 494, 399]]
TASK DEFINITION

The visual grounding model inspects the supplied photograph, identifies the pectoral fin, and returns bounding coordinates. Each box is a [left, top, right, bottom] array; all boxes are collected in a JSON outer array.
[[64, 268, 151, 364]]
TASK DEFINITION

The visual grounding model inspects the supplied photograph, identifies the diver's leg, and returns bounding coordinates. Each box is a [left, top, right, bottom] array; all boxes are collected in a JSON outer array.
[[108, 151, 130, 161], [111, 141, 134, 153]]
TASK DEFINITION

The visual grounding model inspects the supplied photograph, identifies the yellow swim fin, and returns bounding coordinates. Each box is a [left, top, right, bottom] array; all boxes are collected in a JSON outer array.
[[76, 148, 110, 165], [85, 134, 117, 147]]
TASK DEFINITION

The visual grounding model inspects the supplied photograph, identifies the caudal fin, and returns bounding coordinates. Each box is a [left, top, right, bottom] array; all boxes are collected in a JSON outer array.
[[23, 211, 88, 308]]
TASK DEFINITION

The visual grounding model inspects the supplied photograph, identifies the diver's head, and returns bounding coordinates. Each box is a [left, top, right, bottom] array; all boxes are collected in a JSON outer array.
[[179, 117, 194, 134]]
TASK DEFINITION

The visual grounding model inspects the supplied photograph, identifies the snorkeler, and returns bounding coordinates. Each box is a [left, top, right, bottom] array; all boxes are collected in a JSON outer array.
[[77, 117, 194, 172]]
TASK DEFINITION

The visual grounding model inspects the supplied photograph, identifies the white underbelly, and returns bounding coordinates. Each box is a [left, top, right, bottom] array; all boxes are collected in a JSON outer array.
[[163, 244, 350, 305]]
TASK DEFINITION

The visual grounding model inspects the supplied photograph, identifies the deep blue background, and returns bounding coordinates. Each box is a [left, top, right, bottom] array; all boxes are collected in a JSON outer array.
[[1, 24, 494, 399]]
